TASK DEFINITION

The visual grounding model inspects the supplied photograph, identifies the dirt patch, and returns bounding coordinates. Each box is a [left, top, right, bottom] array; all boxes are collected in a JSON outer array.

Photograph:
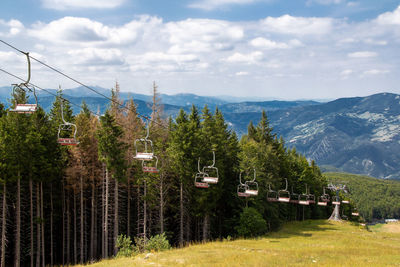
[[383, 223, 400, 233]]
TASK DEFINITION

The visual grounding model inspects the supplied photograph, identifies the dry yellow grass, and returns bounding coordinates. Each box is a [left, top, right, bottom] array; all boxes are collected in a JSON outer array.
[[76, 220, 400, 267]]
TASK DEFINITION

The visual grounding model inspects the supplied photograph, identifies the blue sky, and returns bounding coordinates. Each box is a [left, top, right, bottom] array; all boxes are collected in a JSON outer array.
[[1, 0, 400, 99]]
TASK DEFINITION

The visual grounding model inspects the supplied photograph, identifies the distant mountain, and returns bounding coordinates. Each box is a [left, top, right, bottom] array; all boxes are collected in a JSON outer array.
[[267, 93, 400, 179], [219, 100, 319, 113]]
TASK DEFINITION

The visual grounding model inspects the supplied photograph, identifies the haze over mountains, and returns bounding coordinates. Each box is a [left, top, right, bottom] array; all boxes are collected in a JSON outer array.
[[1, 85, 399, 180]]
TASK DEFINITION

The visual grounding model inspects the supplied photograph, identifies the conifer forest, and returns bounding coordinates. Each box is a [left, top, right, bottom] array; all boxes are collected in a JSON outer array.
[[0, 80, 331, 266]]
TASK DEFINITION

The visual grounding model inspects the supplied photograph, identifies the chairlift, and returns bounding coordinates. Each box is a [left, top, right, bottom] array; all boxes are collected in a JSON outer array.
[[317, 187, 330, 206], [9, 52, 38, 114], [308, 194, 316, 204], [278, 178, 290, 203], [351, 210, 359, 217], [134, 123, 154, 160], [202, 151, 218, 184], [289, 186, 299, 204], [237, 172, 249, 197], [244, 169, 258, 196], [57, 98, 79, 146], [194, 158, 209, 188], [299, 184, 309, 205], [332, 196, 341, 205], [142, 155, 159, 173], [267, 184, 278, 202], [342, 199, 350, 204]]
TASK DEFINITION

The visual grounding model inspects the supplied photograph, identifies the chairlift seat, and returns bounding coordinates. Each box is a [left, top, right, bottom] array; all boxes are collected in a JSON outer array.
[[202, 176, 218, 184], [195, 182, 209, 188], [143, 166, 159, 173], [134, 152, 154, 161], [342, 200, 350, 204], [10, 104, 37, 114], [351, 212, 359, 216], [245, 189, 258, 196], [278, 197, 290, 203], [299, 200, 309, 205], [317, 201, 328, 206], [57, 138, 79, 146], [332, 201, 341, 205]]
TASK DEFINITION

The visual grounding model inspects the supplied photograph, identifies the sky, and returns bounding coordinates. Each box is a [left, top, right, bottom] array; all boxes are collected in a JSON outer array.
[[0, 0, 400, 100]]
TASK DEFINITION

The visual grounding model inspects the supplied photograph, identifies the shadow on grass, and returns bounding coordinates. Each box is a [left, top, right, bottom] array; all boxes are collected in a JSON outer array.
[[265, 220, 339, 239]]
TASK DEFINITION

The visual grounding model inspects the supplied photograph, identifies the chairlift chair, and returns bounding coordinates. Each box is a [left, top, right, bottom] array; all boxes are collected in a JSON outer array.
[[194, 158, 209, 188], [9, 52, 38, 114], [267, 184, 278, 202], [237, 172, 250, 197], [202, 151, 218, 184], [332, 196, 341, 205], [278, 178, 290, 203], [317, 187, 330, 206], [299, 194, 309, 205], [142, 156, 159, 173], [351, 211, 359, 216], [298, 184, 309, 205], [342, 199, 350, 204], [244, 169, 258, 196], [57, 99, 79, 146], [134, 124, 154, 161], [195, 173, 209, 188]]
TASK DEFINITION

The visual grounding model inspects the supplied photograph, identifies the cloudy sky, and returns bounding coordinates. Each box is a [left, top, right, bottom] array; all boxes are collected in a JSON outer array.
[[0, 0, 400, 100]]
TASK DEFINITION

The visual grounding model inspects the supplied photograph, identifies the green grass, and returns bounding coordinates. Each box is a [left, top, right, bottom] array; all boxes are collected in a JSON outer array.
[[77, 220, 400, 266]]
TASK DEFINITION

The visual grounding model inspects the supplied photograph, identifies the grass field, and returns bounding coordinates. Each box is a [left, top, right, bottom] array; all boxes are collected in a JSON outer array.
[[77, 220, 400, 267]]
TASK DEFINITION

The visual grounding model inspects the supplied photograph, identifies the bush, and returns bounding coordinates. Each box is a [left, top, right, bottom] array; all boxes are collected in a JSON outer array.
[[146, 233, 171, 252], [116, 234, 134, 257], [133, 233, 171, 254], [235, 207, 267, 238]]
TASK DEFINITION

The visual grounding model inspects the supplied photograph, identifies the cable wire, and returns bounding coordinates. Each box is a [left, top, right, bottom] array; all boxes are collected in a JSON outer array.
[[0, 67, 166, 136], [0, 39, 167, 129]]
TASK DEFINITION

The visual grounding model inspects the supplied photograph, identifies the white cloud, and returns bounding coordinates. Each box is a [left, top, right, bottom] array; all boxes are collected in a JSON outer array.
[[29, 16, 160, 45], [41, 0, 125, 10], [348, 51, 378, 58], [261, 15, 334, 35], [225, 51, 263, 64], [341, 69, 353, 76], [0, 19, 24, 37], [250, 37, 289, 49], [165, 19, 243, 54], [67, 48, 124, 66], [347, 2, 359, 7], [307, 0, 344, 5], [236, 71, 249, 76], [188, 0, 262, 10], [363, 69, 389, 75], [375, 5, 400, 25], [364, 39, 387, 46]]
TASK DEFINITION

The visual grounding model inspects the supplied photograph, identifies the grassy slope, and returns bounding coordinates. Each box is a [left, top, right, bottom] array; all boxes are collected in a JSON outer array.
[[77, 220, 400, 267]]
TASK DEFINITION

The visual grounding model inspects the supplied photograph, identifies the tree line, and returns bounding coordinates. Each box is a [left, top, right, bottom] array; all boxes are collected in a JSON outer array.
[[0, 82, 331, 266]]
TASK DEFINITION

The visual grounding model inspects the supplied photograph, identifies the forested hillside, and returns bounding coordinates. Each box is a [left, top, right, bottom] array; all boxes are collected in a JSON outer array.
[[0, 83, 333, 266], [325, 172, 400, 221]]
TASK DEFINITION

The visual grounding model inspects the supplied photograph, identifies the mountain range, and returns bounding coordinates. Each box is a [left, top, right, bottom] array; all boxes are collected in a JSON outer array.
[[1, 85, 399, 180]]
